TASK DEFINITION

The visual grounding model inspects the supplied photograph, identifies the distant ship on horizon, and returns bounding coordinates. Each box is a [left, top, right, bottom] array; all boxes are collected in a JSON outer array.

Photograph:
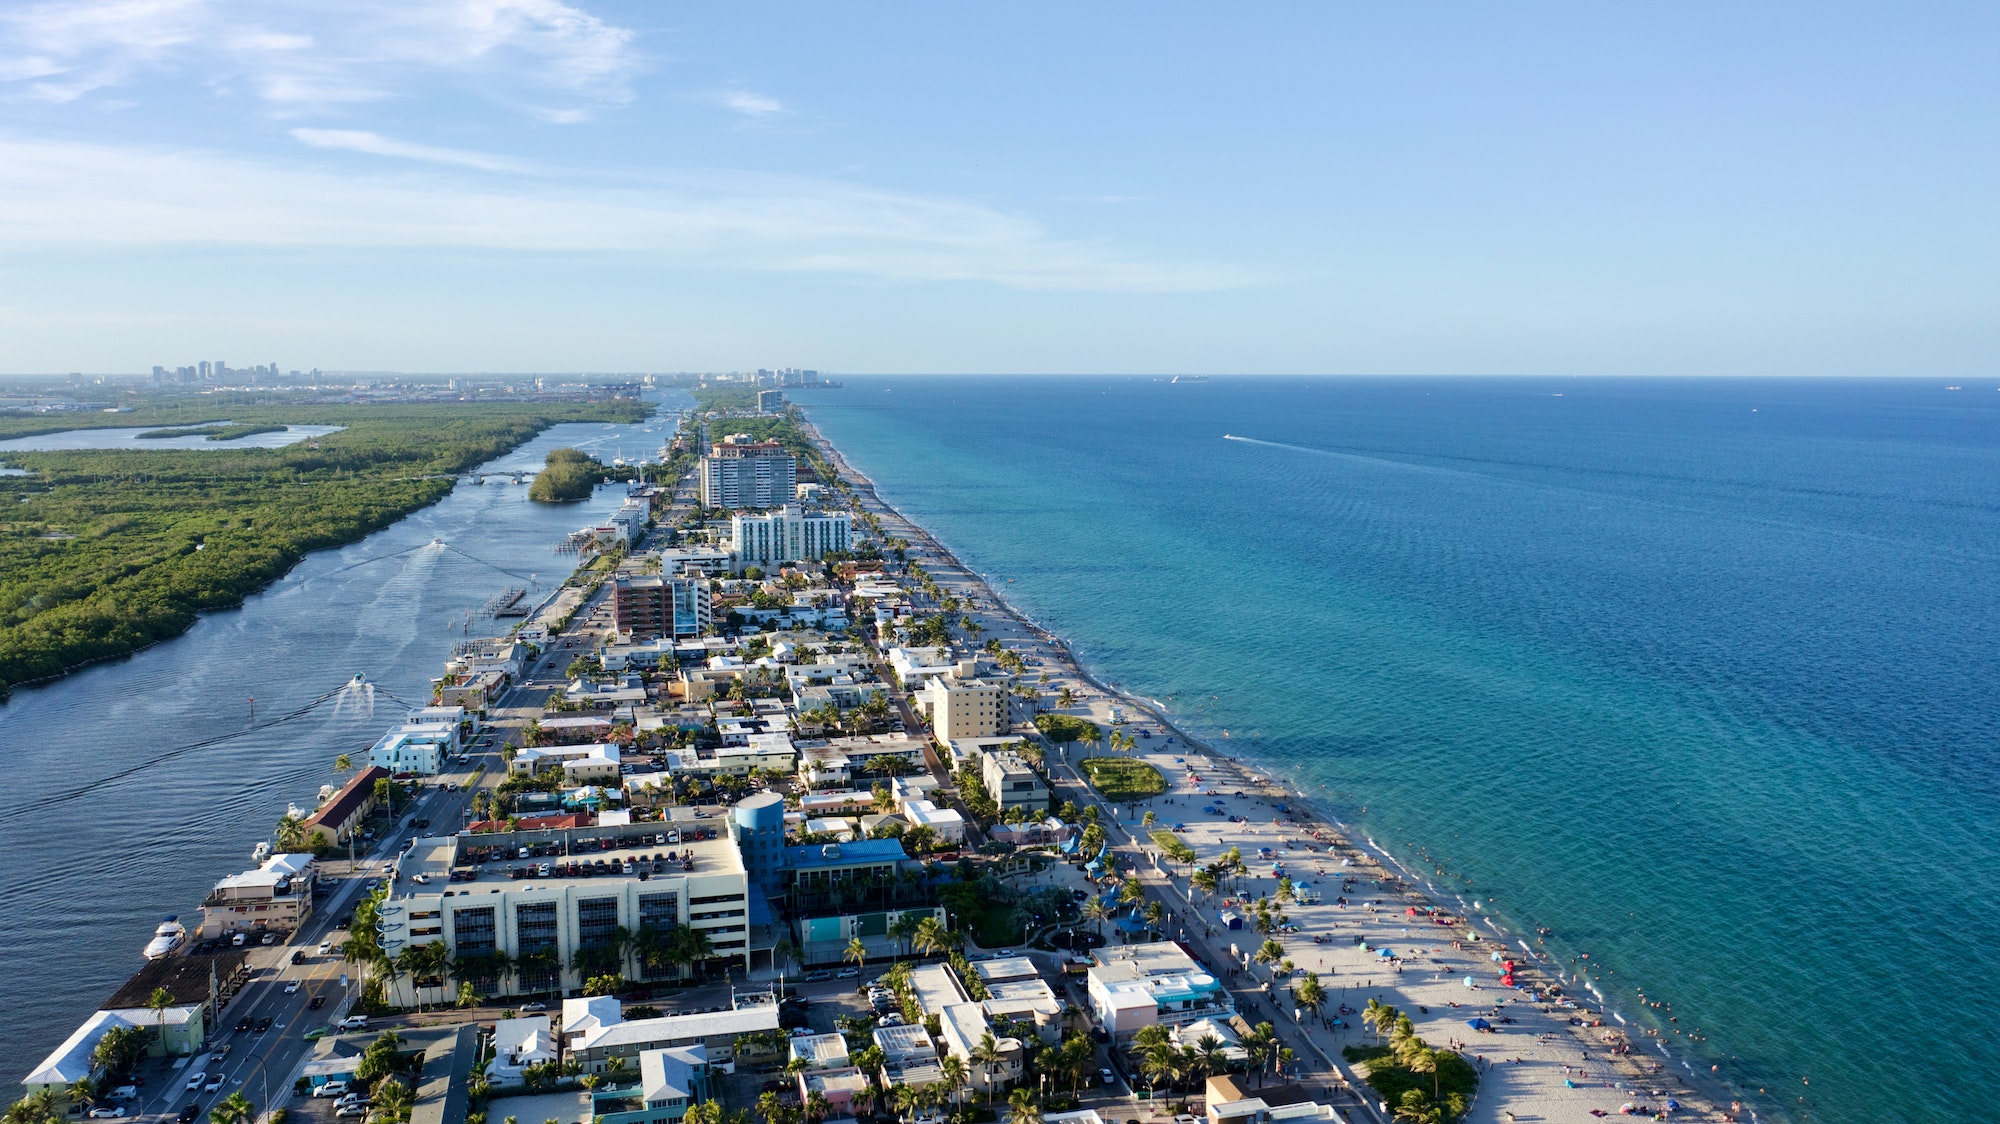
[[1171, 375, 1210, 384]]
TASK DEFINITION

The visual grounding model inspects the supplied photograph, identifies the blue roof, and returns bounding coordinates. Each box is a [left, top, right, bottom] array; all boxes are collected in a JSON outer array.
[[783, 838, 909, 870]]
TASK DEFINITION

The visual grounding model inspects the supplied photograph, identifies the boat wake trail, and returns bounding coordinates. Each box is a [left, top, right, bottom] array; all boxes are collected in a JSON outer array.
[[1221, 434, 1479, 480]]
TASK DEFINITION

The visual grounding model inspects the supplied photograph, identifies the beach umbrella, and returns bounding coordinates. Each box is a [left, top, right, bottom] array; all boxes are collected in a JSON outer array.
[[1463, 976, 1477, 988]]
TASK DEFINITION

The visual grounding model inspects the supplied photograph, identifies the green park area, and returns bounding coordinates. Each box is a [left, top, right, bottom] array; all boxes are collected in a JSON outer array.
[[1079, 756, 1168, 802]]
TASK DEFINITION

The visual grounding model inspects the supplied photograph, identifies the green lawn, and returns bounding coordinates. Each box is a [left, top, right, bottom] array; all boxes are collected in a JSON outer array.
[[1079, 757, 1168, 802]]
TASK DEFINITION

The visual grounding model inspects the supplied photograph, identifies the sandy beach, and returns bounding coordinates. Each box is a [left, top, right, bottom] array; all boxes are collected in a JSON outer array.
[[801, 416, 1739, 1124]]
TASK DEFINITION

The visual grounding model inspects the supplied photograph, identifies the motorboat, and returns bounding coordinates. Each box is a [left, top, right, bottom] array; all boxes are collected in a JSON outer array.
[[144, 916, 185, 960]]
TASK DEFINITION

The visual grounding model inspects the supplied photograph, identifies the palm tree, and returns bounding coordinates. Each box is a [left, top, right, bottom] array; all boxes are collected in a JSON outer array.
[[1143, 901, 1164, 933], [1140, 1040, 1182, 1094], [456, 980, 481, 1009], [804, 1090, 830, 1124], [1392, 1090, 1443, 1124], [970, 1031, 1005, 1105], [274, 814, 307, 852], [1403, 1044, 1442, 1101], [66, 1078, 96, 1113], [1241, 1023, 1277, 1088], [1141, 810, 1156, 829], [372, 1079, 412, 1123], [1254, 939, 1285, 973], [146, 986, 175, 1049], [1007, 1087, 1042, 1124], [911, 916, 953, 959], [1362, 998, 1391, 1043], [938, 1053, 969, 1107], [1191, 867, 1220, 903], [208, 1092, 254, 1124], [1081, 896, 1111, 937], [334, 753, 353, 775], [844, 937, 867, 973], [1294, 972, 1327, 1026]]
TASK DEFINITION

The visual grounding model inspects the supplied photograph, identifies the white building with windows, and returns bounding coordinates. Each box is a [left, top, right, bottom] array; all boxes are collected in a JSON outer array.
[[728, 506, 851, 569], [375, 814, 754, 1007]]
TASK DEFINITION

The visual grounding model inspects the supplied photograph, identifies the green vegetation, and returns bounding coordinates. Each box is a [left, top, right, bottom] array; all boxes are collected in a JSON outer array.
[[0, 398, 646, 695], [134, 423, 289, 441], [689, 385, 761, 413], [526, 447, 608, 503], [1151, 830, 1198, 865], [1344, 1000, 1477, 1123], [1034, 713, 1100, 753], [1078, 756, 1167, 802]]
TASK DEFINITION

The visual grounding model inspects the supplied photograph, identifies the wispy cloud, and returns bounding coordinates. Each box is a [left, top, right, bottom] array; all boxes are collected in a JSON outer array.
[[711, 88, 785, 118], [290, 127, 526, 172], [0, 0, 641, 117], [0, 136, 1259, 294]]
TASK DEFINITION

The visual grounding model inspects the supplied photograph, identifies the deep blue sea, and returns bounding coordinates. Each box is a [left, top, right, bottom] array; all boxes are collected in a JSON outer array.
[[795, 376, 2000, 1124]]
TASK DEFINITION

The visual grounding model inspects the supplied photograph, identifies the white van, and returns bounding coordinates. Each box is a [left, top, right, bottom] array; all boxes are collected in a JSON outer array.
[[230, 932, 246, 947]]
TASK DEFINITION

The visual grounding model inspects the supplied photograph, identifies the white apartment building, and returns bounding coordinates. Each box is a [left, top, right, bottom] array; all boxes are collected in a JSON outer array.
[[729, 506, 852, 569], [699, 435, 796, 509], [367, 718, 461, 775], [376, 817, 752, 1006], [917, 675, 1008, 740], [980, 746, 1049, 811]]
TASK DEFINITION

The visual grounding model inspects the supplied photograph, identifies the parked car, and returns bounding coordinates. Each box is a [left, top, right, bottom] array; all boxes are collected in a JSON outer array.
[[334, 1105, 367, 1118], [336, 1014, 370, 1030], [520, 1001, 548, 1012], [836, 967, 859, 979], [87, 1107, 127, 1117], [312, 1083, 349, 1099]]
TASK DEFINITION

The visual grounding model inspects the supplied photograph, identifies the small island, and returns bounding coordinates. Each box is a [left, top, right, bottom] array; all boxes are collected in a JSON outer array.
[[527, 446, 609, 502]]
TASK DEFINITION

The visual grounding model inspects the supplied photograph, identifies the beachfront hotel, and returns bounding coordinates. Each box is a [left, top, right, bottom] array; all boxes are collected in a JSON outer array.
[[1086, 940, 1234, 1039], [726, 505, 851, 569], [698, 434, 795, 509]]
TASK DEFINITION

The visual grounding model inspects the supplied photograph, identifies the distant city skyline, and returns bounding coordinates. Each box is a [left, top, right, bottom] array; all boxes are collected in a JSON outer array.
[[2, 3, 1998, 376]]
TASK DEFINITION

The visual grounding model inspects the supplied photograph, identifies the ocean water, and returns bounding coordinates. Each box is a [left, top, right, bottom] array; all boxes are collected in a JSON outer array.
[[796, 376, 2000, 1124]]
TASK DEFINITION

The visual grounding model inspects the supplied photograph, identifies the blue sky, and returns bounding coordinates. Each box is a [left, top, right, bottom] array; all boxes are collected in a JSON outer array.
[[1, 1, 1997, 375]]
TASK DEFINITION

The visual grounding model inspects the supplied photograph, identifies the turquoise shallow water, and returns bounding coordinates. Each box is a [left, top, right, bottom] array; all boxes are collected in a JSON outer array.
[[797, 376, 2000, 1124]]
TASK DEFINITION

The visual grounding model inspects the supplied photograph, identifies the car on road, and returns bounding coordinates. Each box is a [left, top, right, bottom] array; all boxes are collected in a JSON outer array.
[[520, 1001, 547, 1012], [202, 1076, 223, 1093], [336, 1014, 370, 1030], [309, 995, 327, 1009], [805, 970, 832, 982], [304, 1026, 331, 1040], [317, 941, 332, 955], [283, 979, 300, 994], [234, 1017, 251, 1032], [176, 1107, 198, 1124], [255, 1016, 273, 1033], [183, 1073, 206, 1092], [1100, 1068, 1116, 1086], [836, 967, 859, 978], [87, 1107, 126, 1117]]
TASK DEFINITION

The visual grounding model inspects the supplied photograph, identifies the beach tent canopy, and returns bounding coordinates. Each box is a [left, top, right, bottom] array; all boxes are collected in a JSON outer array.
[[1376, 948, 1394, 958], [1466, 1018, 1491, 1030], [1406, 907, 1421, 916], [1218, 911, 1243, 930]]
